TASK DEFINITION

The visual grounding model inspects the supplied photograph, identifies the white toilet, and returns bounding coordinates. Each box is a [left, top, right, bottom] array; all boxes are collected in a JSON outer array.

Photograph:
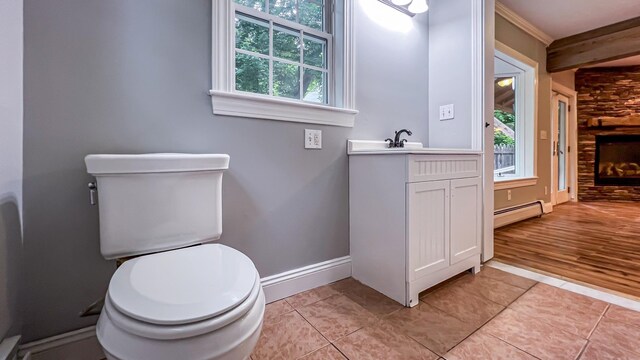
[[85, 153, 265, 360]]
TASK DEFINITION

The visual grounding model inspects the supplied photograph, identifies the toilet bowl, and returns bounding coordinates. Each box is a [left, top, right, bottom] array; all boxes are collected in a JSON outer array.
[[97, 245, 264, 360], [85, 154, 264, 360]]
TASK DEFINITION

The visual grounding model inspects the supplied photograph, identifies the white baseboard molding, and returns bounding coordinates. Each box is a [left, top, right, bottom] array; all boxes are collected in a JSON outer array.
[[17, 256, 353, 360], [261, 256, 352, 303], [494, 201, 550, 228], [18, 327, 103, 360], [0, 335, 20, 360]]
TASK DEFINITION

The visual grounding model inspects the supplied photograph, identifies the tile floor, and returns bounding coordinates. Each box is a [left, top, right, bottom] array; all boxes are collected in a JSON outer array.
[[252, 266, 640, 360]]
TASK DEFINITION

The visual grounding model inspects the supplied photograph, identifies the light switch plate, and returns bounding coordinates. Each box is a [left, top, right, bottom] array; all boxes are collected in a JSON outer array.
[[305, 129, 322, 149], [439, 104, 455, 121]]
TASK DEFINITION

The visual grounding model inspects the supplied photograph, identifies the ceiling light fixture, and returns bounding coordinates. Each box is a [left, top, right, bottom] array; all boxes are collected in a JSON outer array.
[[378, 0, 429, 17]]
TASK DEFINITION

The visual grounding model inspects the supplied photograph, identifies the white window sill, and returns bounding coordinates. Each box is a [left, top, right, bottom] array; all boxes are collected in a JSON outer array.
[[494, 176, 538, 190], [209, 90, 358, 127]]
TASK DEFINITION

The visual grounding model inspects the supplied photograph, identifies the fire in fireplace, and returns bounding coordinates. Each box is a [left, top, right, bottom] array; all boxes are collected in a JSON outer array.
[[595, 135, 640, 186]]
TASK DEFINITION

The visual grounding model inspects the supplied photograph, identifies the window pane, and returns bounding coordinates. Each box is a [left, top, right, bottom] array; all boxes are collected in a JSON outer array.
[[273, 25, 301, 62], [303, 68, 326, 103], [235, 14, 269, 55], [270, 0, 297, 22], [299, 0, 324, 30], [235, 53, 269, 95], [303, 35, 326, 68], [234, 0, 266, 11], [273, 61, 300, 99], [494, 77, 516, 176]]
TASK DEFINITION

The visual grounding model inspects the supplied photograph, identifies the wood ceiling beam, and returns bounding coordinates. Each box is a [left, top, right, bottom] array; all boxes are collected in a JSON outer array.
[[547, 16, 640, 73]]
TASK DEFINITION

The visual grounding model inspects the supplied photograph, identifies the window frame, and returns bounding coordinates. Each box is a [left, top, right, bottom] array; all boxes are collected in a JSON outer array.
[[210, 0, 357, 127], [493, 42, 538, 189]]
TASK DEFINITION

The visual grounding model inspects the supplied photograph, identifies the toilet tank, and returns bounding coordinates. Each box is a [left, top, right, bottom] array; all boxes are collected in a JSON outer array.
[[85, 154, 230, 260]]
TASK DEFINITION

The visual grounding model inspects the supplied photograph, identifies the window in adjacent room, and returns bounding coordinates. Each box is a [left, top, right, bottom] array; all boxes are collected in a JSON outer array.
[[493, 45, 537, 185]]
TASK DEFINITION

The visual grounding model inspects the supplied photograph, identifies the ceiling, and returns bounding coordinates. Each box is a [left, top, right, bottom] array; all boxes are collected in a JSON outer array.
[[498, 0, 640, 40]]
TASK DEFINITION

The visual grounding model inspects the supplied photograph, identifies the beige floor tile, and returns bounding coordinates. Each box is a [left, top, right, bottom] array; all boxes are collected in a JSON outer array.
[[589, 317, 640, 355], [604, 305, 640, 326], [450, 272, 528, 306], [298, 345, 346, 360], [264, 299, 295, 325], [579, 341, 640, 360], [482, 308, 587, 360], [422, 284, 504, 327], [297, 294, 378, 342], [385, 303, 478, 356], [444, 331, 537, 360], [252, 311, 328, 360], [478, 266, 537, 290], [334, 321, 439, 360], [286, 285, 340, 309], [334, 279, 403, 318], [329, 277, 361, 293], [508, 284, 606, 338]]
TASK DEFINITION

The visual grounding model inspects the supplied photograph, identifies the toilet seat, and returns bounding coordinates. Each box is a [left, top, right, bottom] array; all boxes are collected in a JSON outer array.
[[108, 244, 258, 326]]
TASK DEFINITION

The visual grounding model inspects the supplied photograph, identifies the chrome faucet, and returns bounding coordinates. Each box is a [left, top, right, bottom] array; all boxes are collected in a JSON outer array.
[[385, 129, 413, 148]]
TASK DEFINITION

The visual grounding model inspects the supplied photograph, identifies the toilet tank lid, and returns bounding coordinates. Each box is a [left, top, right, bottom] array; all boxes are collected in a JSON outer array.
[[85, 153, 230, 175]]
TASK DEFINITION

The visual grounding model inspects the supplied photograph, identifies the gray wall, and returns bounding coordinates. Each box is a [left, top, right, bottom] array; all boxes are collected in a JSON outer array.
[[0, 0, 24, 341], [22, 0, 429, 341], [428, 0, 474, 149]]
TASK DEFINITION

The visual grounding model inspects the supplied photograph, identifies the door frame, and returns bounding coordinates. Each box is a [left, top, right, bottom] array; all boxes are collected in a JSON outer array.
[[551, 81, 578, 204]]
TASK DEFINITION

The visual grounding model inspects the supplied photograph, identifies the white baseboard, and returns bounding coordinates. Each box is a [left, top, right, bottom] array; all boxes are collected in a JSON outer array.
[[261, 256, 352, 303], [494, 201, 548, 228], [16, 256, 353, 359], [0, 335, 20, 360]]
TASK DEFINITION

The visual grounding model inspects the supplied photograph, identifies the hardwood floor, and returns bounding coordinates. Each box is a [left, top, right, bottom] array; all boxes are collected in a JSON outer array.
[[494, 201, 640, 298]]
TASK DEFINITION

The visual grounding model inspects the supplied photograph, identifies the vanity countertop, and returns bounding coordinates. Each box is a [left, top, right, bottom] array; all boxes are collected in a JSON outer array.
[[347, 140, 483, 156]]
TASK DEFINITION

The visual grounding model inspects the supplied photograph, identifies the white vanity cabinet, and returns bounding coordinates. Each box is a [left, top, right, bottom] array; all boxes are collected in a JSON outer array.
[[349, 149, 483, 307]]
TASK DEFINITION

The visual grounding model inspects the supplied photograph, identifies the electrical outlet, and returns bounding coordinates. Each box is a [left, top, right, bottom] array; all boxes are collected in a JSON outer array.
[[304, 129, 322, 149], [540, 130, 548, 140], [507, 190, 512, 201], [439, 104, 455, 121], [544, 186, 548, 195]]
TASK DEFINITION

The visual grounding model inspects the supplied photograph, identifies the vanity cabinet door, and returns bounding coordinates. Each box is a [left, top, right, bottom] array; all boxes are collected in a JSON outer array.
[[450, 177, 482, 264], [407, 180, 450, 282]]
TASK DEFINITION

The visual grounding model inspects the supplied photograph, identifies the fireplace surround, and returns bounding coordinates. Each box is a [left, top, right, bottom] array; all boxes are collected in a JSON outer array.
[[595, 135, 640, 186]]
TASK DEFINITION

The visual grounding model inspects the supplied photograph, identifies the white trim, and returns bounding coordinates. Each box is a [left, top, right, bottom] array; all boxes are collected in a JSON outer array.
[[543, 201, 553, 214], [18, 327, 103, 360], [209, 90, 357, 127], [494, 176, 538, 190], [470, 0, 484, 151], [495, 2, 553, 46], [486, 261, 640, 312], [551, 81, 579, 203], [210, 0, 357, 127], [261, 256, 352, 303], [0, 335, 20, 360], [483, 0, 496, 262]]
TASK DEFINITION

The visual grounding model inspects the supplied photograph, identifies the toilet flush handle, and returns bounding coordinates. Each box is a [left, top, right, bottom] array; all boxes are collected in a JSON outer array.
[[88, 182, 97, 205]]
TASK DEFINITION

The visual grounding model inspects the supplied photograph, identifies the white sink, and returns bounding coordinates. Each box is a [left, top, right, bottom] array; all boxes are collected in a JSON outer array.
[[347, 140, 483, 155]]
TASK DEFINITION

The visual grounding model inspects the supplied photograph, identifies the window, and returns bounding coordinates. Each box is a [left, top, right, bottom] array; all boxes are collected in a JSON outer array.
[[493, 43, 537, 189], [210, 0, 357, 127]]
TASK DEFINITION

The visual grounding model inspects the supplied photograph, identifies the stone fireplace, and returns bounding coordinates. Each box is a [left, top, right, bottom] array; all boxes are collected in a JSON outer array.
[[576, 66, 640, 202]]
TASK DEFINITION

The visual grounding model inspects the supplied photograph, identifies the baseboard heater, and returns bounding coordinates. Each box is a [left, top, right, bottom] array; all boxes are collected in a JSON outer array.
[[494, 200, 544, 228]]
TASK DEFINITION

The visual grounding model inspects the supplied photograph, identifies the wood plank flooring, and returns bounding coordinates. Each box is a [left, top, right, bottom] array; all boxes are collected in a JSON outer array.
[[494, 201, 640, 298]]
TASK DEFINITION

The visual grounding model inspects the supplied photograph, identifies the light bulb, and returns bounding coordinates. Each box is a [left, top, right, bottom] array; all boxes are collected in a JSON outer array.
[[408, 0, 428, 13], [392, 0, 412, 5]]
